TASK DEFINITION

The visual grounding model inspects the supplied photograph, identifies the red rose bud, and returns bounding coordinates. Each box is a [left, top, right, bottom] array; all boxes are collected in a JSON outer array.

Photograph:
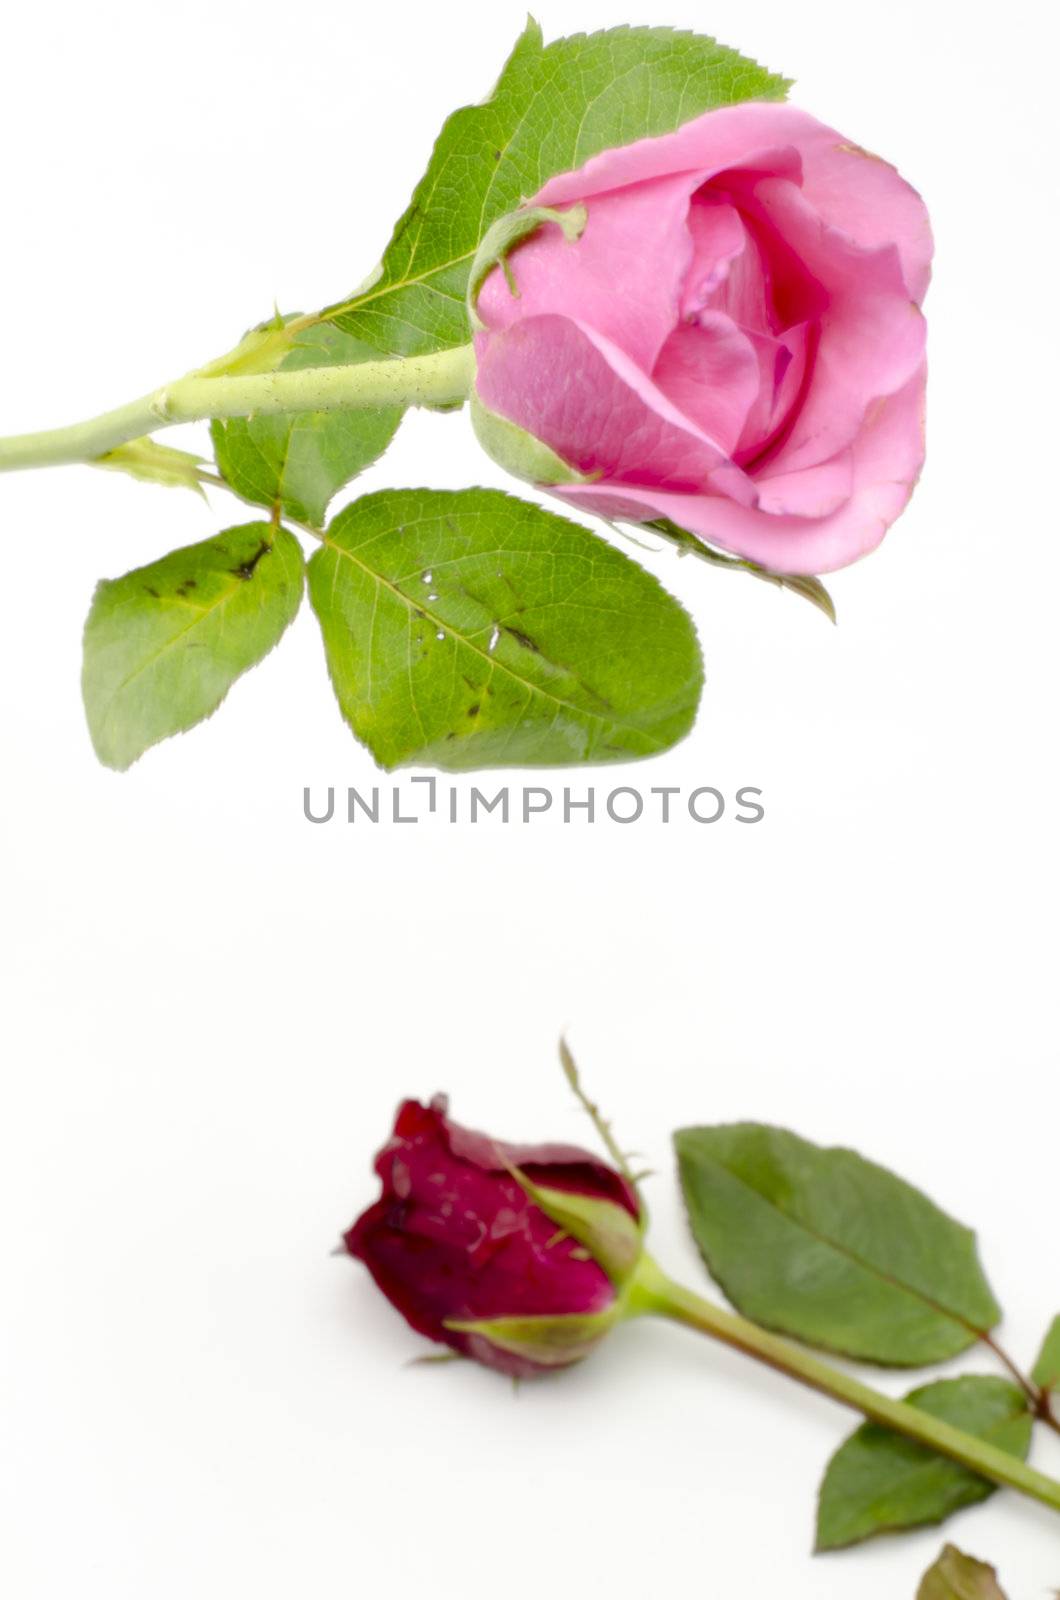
[[342, 1094, 644, 1377]]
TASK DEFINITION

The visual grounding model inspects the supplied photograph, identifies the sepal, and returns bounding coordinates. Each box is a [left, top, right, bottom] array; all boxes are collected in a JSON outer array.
[[444, 1306, 620, 1369], [507, 1168, 644, 1286], [470, 392, 594, 487], [94, 437, 206, 495], [466, 203, 587, 331]]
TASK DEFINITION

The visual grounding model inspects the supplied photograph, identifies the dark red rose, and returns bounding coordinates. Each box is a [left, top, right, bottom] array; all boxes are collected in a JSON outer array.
[[343, 1094, 643, 1377]]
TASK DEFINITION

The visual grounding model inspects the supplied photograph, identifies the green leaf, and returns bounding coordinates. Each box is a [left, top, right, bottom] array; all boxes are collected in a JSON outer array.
[[1033, 1315, 1060, 1394], [307, 487, 702, 770], [645, 517, 836, 622], [210, 324, 402, 527], [94, 437, 207, 495], [83, 522, 304, 770], [816, 1377, 1032, 1550], [918, 1546, 1010, 1600], [317, 21, 789, 359], [674, 1124, 1001, 1366]]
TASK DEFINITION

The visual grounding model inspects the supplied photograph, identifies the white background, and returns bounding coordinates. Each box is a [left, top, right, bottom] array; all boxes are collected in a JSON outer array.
[[1, 1, 1058, 1594]]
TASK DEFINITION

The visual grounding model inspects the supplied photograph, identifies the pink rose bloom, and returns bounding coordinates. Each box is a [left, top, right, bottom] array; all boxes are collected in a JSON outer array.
[[473, 104, 932, 576]]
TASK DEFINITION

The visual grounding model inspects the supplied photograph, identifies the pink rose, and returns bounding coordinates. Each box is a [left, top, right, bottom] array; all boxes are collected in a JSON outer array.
[[472, 104, 932, 576], [342, 1095, 643, 1377]]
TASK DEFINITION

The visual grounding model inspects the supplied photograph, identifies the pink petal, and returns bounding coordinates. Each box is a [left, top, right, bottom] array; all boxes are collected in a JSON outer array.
[[677, 197, 821, 459], [726, 173, 926, 475], [477, 170, 707, 371], [533, 107, 806, 203], [796, 135, 933, 305], [553, 365, 927, 576], [734, 321, 811, 459], [475, 313, 756, 504], [652, 314, 761, 457], [532, 103, 931, 304], [755, 449, 854, 517], [680, 200, 750, 321]]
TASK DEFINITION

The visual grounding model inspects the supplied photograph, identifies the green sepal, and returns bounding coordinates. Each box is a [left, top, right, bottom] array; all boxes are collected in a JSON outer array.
[[467, 203, 586, 330], [646, 517, 836, 623], [515, 1174, 643, 1285], [469, 392, 594, 487], [444, 1306, 620, 1369], [94, 437, 206, 496], [193, 309, 301, 380]]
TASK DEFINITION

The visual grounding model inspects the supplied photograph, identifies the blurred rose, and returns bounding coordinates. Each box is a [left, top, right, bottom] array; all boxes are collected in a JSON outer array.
[[343, 1095, 642, 1377]]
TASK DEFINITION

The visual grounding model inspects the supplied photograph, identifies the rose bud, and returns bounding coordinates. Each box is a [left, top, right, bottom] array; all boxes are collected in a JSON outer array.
[[469, 103, 932, 577], [342, 1094, 644, 1377]]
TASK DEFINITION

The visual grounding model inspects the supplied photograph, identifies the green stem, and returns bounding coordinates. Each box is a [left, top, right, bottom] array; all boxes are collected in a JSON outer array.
[[0, 345, 476, 474], [628, 1257, 1060, 1516]]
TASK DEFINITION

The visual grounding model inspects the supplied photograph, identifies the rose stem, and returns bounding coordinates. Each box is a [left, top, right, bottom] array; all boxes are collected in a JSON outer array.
[[0, 344, 476, 473], [629, 1256, 1060, 1516]]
